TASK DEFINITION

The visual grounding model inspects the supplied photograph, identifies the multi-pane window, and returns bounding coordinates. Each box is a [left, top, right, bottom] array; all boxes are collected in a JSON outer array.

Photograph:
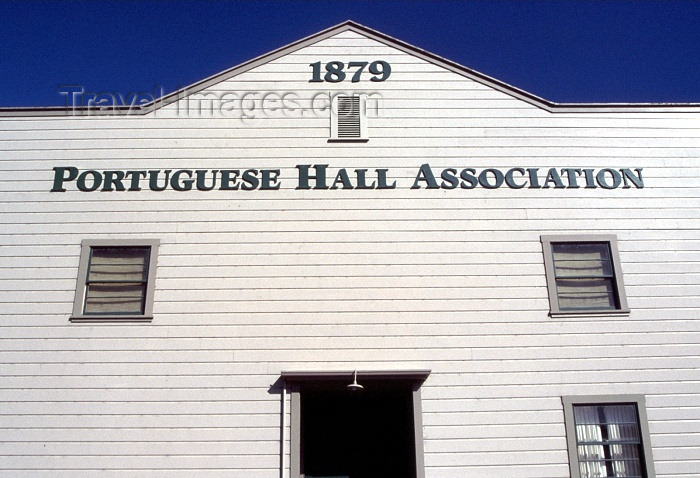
[[563, 396, 655, 478], [552, 242, 617, 310], [84, 247, 150, 315], [72, 239, 159, 320], [574, 404, 644, 477], [541, 235, 629, 315]]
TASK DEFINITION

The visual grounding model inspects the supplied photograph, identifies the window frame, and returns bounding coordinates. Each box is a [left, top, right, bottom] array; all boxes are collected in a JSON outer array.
[[541, 234, 629, 316], [71, 239, 160, 322], [328, 93, 369, 142], [562, 395, 656, 478]]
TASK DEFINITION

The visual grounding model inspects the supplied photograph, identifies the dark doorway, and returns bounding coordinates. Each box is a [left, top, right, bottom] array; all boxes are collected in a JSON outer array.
[[300, 378, 417, 478]]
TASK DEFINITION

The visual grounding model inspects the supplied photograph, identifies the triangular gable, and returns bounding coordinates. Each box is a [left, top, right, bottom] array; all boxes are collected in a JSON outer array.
[[159, 20, 551, 114], [2, 20, 698, 116]]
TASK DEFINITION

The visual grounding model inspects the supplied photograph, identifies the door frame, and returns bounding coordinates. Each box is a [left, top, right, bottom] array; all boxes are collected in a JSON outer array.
[[282, 370, 430, 478]]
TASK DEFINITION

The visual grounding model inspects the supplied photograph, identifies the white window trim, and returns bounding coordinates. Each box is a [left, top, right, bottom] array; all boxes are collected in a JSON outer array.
[[541, 234, 630, 317], [328, 93, 369, 142], [562, 395, 656, 478], [70, 239, 160, 322]]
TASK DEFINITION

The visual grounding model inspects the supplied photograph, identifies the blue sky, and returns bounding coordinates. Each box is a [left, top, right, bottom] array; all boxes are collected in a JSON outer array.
[[0, 0, 698, 107]]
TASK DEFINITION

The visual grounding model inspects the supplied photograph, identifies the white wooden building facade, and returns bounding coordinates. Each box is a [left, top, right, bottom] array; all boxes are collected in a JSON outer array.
[[0, 21, 698, 477]]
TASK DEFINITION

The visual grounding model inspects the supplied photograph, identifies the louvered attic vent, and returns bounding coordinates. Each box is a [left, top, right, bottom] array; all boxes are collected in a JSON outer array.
[[330, 94, 368, 142], [337, 96, 361, 137]]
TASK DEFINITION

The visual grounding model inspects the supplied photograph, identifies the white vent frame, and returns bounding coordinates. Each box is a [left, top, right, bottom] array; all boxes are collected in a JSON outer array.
[[329, 94, 368, 142]]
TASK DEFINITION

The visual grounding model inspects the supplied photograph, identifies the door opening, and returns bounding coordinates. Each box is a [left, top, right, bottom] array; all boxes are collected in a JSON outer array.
[[287, 374, 425, 478]]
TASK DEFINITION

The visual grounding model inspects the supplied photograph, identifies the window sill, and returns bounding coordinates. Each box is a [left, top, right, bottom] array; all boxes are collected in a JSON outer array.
[[549, 309, 630, 318], [327, 138, 369, 143], [70, 315, 153, 323]]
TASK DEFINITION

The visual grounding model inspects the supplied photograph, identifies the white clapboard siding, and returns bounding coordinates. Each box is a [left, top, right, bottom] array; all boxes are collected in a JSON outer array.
[[0, 26, 698, 477]]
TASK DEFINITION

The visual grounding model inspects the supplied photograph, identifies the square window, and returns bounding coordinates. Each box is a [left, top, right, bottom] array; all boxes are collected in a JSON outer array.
[[563, 396, 655, 478], [71, 239, 159, 321], [541, 235, 629, 315]]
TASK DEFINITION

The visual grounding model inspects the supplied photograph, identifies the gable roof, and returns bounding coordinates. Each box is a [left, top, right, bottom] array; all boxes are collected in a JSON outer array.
[[2, 20, 698, 116]]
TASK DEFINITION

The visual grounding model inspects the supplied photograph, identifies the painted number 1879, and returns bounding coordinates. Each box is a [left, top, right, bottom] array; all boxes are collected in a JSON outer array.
[[309, 61, 391, 83]]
